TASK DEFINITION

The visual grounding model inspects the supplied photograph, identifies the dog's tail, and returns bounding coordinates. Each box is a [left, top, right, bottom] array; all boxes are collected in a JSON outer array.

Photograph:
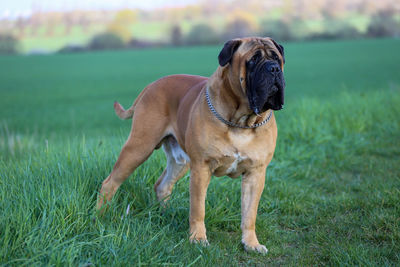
[[114, 101, 135, 120]]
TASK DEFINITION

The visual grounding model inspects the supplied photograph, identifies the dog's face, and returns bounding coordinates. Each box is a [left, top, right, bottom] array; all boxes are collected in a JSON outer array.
[[218, 37, 285, 114]]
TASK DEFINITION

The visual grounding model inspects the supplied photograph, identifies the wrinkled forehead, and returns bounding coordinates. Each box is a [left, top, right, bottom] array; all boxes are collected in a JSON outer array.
[[237, 38, 276, 56]]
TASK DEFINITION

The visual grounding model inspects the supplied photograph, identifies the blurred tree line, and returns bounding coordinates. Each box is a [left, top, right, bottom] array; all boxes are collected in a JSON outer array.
[[0, 0, 399, 54]]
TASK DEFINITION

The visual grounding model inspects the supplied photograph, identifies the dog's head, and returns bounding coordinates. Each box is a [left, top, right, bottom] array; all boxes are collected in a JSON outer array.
[[218, 37, 285, 114]]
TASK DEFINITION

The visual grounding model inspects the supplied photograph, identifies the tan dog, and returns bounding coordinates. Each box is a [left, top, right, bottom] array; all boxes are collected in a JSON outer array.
[[97, 37, 285, 254]]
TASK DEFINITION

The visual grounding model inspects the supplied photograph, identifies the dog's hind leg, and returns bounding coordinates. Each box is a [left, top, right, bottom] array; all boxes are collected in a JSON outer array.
[[97, 105, 169, 211], [154, 136, 189, 202]]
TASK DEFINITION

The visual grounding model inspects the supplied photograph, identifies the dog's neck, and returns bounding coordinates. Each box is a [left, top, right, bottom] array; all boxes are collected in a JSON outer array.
[[207, 67, 270, 128]]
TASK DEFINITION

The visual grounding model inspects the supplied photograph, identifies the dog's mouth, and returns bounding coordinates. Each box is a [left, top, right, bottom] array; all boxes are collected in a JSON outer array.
[[250, 83, 283, 114], [264, 84, 284, 111]]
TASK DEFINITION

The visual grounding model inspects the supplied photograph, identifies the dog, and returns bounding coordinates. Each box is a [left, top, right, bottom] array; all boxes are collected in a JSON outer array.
[[97, 37, 285, 254]]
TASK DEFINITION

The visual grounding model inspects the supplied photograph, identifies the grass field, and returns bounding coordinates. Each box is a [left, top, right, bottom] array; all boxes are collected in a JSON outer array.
[[1, 38, 400, 266]]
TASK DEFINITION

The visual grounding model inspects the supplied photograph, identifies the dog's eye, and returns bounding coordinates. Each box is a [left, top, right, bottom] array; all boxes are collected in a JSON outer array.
[[272, 53, 280, 61], [248, 55, 258, 67]]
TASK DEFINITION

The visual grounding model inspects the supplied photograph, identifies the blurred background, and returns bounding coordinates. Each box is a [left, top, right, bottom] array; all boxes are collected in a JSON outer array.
[[0, 0, 399, 54]]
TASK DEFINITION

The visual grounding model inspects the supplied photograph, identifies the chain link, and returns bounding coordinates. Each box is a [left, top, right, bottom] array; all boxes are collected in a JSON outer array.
[[205, 86, 272, 129]]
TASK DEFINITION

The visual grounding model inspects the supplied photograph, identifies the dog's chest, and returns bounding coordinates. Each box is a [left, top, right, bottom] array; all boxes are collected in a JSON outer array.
[[211, 132, 259, 178], [224, 152, 248, 176]]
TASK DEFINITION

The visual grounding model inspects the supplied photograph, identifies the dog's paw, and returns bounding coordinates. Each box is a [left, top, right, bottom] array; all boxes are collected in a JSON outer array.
[[243, 243, 268, 255], [189, 226, 209, 246], [189, 221, 209, 247], [156, 194, 170, 209], [190, 237, 209, 246], [155, 187, 172, 203]]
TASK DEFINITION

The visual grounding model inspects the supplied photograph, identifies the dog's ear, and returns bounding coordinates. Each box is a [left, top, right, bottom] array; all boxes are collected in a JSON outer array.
[[271, 39, 285, 64], [218, 39, 242, 67]]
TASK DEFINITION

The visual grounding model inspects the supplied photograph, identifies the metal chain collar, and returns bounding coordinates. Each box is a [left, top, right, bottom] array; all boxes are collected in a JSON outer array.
[[205, 86, 272, 129]]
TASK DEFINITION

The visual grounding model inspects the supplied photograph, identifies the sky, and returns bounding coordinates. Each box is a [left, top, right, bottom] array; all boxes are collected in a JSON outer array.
[[0, 0, 200, 18]]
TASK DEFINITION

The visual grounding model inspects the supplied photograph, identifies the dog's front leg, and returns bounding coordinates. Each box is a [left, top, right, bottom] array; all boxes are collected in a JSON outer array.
[[241, 166, 268, 254], [189, 162, 211, 245]]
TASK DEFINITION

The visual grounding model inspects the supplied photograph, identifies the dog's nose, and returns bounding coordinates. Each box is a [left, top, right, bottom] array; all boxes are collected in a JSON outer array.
[[266, 62, 280, 74], [267, 64, 280, 74]]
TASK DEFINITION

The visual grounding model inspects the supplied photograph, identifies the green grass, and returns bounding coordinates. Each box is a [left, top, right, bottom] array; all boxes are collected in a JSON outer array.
[[1, 38, 400, 265]]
